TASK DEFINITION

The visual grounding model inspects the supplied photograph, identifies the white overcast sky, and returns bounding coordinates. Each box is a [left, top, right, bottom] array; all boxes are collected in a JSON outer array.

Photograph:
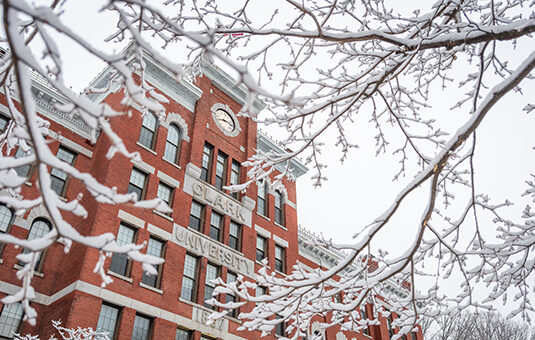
[[8, 0, 535, 314]]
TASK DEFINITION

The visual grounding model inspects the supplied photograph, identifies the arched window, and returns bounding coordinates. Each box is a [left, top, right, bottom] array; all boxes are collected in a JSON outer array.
[[163, 124, 182, 164], [138, 112, 158, 149], [274, 190, 285, 226], [23, 219, 52, 271], [0, 205, 13, 233]]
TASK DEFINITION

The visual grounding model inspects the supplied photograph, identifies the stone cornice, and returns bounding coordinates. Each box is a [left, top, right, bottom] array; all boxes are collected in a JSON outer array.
[[256, 131, 308, 179]]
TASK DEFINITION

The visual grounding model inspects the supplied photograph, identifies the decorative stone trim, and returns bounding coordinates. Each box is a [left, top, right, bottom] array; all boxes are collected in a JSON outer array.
[[139, 282, 164, 294], [157, 170, 180, 188], [107, 270, 133, 283], [273, 235, 288, 248], [161, 113, 190, 142], [254, 225, 271, 238], [26, 205, 51, 227], [117, 210, 145, 229], [210, 103, 241, 137], [147, 223, 172, 241], [132, 158, 155, 175], [0, 279, 247, 340], [48, 131, 93, 158]]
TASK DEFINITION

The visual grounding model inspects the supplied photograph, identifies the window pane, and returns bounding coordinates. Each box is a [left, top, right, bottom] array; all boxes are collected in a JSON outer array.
[[189, 202, 203, 231], [0, 206, 13, 233], [139, 113, 157, 149], [175, 328, 191, 340], [215, 153, 227, 190], [0, 303, 23, 338], [230, 162, 240, 198], [167, 125, 180, 144], [138, 127, 154, 148], [275, 245, 285, 272], [131, 314, 151, 340], [56, 147, 76, 164], [204, 264, 219, 307], [96, 304, 119, 340], [129, 169, 146, 188], [256, 236, 266, 261], [164, 125, 181, 163], [183, 254, 197, 278], [110, 224, 135, 276], [201, 144, 213, 182], [209, 212, 222, 241], [128, 168, 147, 199], [0, 115, 8, 133], [229, 221, 240, 250], [142, 238, 164, 287], [28, 220, 50, 240], [157, 183, 172, 204], [22, 220, 51, 270], [181, 254, 198, 301], [14, 147, 32, 178], [142, 113, 157, 130], [164, 142, 178, 163]]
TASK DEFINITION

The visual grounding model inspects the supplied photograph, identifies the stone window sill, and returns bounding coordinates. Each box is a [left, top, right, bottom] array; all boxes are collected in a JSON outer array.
[[107, 270, 133, 283], [179, 297, 215, 313], [274, 222, 287, 230], [13, 264, 44, 277], [136, 142, 157, 155], [140, 282, 164, 294], [162, 158, 182, 170], [256, 213, 271, 222], [153, 210, 173, 222]]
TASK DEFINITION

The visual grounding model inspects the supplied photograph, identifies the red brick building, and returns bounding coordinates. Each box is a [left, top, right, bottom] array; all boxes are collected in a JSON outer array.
[[0, 53, 422, 340]]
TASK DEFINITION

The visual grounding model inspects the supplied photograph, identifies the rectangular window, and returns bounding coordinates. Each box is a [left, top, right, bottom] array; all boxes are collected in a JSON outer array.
[[14, 147, 33, 178], [131, 314, 152, 340], [256, 286, 266, 297], [189, 201, 204, 232], [157, 182, 173, 215], [128, 168, 148, 200], [96, 303, 120, 340], [215, 152, 227, 190], [141, 237, 165, 288], [275, 244, 286, 273], [50, 146, 76, 196], [256, 235, 267, 262], [387, 314, 394, 339], [180, 254, 198, 301], [228, 221, 241, 251], [109, 224, 136, 276], [204, 263, 220, 309], [0, 115, 8, 133], [274, 190, 285, 226], [361, 305, 370, 336], [257, 181, 268, 216], [209, 212, 223, 241], [275, 314, 285, 336], [225, 271, 238, 318], [200, 143, 213, 182], [0, 302, 23, 338], [229, 161, 240, 199], [175, 328, 192, 340], [411, 333, 417, 340]]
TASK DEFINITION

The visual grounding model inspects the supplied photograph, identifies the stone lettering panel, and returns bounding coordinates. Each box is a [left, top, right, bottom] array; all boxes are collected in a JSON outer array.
[[174, 225, 254, 277], [192, 306, 228, 332], [184, 169, 253, 227]]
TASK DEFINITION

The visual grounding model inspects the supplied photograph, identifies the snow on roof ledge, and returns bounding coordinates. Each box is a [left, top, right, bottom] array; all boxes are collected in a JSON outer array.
[[257, 130, 308, 179]]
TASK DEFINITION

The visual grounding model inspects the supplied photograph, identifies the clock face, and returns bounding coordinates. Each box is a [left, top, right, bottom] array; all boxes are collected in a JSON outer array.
[[215, 109, 235, 132]]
